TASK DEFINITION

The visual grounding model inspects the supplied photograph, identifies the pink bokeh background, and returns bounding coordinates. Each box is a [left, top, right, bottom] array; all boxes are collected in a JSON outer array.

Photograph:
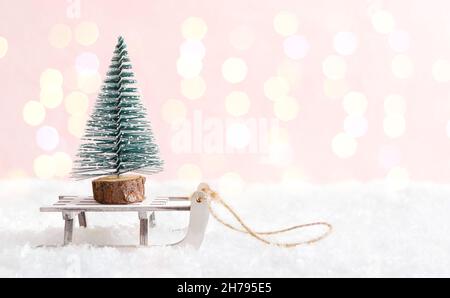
[[1, 0, 450, 184]]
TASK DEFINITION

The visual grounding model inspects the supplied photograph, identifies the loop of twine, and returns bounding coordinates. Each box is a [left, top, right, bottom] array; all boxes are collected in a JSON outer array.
[[198, 183, 333, 248]]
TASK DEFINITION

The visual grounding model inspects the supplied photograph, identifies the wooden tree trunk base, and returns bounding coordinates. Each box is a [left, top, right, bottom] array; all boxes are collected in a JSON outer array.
[[92, 175, 146, 204]]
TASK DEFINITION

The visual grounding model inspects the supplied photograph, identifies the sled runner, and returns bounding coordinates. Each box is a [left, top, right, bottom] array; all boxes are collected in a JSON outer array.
[[39, 190, 210, 248]]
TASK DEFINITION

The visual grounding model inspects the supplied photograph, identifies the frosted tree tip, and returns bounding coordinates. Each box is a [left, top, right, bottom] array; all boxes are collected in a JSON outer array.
[[118, 36, 125, 43]]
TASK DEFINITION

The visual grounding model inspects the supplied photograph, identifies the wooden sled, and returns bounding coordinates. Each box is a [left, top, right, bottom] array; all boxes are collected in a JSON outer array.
[[39, 190, 209, 249]]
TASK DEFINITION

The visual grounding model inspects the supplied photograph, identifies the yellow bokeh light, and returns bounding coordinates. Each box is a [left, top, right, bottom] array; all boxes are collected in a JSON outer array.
[[219, 172, 244, 198], [74, 21, 99, 46], [68, 114, 87, 138], [161, 99, 187, 125], [177, 163, 203, 184], [386, 166, 409, 191], [225, 91, 250, 117], [273, 96, 299, 121], [181, 76, 206, 100], [222, 57, 248, 84], [77, 72, 101, 94], [384, 94, 406, 115], [48, 24, 72, 49], [371, 10, 396, 34], [277, 60, 302, 85], [264, 76, 290, 101], [33, 155, 56, 179], [343, 91, 368, 116], [40, 86, 63, 109], [40, 68, 63, 88], [391, 54, 413, 79], [65, 91, 89, 115], [324, 79, 348, 99], [23, 101, 46, 126], [269, 126, 290, 145], [331, 132, 357, 158], [322, 55, 347, 80], [181, 17, 208, 40], [273, 11, 299, 36], [0, 36, 8, 58], [432, 59, 450, 82], [177, 56, 203, 79], [53, 152, 73, 178], [229, 26, 254, 50], [383, 115, 405, 138]]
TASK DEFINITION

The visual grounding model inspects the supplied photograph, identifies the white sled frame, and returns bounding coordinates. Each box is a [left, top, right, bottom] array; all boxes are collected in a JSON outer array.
[[39, 191, 209, 248]]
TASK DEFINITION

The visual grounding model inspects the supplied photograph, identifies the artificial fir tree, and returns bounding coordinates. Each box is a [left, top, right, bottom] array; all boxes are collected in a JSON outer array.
[[72, 36, 163, 204]]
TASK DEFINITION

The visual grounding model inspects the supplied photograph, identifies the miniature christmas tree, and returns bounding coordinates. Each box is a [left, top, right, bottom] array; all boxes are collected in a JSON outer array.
[[72, 36, 163, 204]]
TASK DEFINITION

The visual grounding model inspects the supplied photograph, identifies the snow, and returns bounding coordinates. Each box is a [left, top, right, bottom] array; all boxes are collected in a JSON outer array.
[[1, 178, 450, 277]]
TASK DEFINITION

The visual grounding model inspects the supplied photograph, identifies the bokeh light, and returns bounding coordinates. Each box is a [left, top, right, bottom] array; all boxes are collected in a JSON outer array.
[[333, 32, 358, 56], [388, 30, 410, 52], [40, 86, 63, 109], [36, 126, 59, 151], [371, 10, 396, 34], [264, 76, 290, 101], [77, 72, 101, 94], [386, 166, 409, 191], [48, 24, 72, 49], [225, 91, 251, 116], [33, 155, 56, 179], [226, 122, 251, 149], [391, 54, 413, 79], [229, 25, 255, 50], [283, 35, 310, 60], [343, 91, 368, 116], [161, 99, 187, 126], [322, 55, 347, 80], [180, 76, 206, 100], [384, 94, 406, 115], [0, 36, 7, 58], [65, 91, 89, 115], [219, 172, 245, 198], [324, 79, 348, 99], [74, 21, 99, 46], [383, 115, 406, 138], [177, 163, 203, 185], [273, 11, 299, 36], [181, 17, 208, 40], [68, 114, 87, 138], [177, 56, 203, 79], [53, 152, 73, 178], [75, 52, 100, 75], [179, 40, 206, 61], [40, 68, 63, 88], [23, 101, 46, 126], [432, 59, 450, 82], [343, 115, 368, 138], [222, 57, 248, 83], [331, 132, 357, 158], [273, 96, 299, 121]]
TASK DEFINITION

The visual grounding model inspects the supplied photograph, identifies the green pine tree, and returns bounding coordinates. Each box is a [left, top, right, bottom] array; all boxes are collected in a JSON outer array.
[[72, 36, 164, 179]]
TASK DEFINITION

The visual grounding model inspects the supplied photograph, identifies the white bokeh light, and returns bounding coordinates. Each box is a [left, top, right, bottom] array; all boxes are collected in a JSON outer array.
[[53, 152, 73, 178], [181, 17, 208, 40], [388, 30, 410, 52], [383, 115, 406, 138], [333, 32, 358, 56], [283, 35, 310, 60], [177, 163, 203, 185], [65, 91, 89, 115], [343, 116, 368, 138], [343, 91, 368, 116], [226, 122, 251, 149], [391, 54, 413, 79], [0, 36, 8, 58], [74, 21, 99, 46], [432, 59, 450, 82], [384, 94, 406, 115], [322, 55, 347, 80], [273, 96, 299, 121], [23, 101, 46, 126], [332, 132, 357, 158], [179, 40, 206, 61], [36, 126, 59, 151], [180, 76, 206, 100], [75, 52, 100, 75], [264, 76, 290, 101], [177, 56, 203, 79], [222, 57, 248, 83], [33, 155, 56, 179]]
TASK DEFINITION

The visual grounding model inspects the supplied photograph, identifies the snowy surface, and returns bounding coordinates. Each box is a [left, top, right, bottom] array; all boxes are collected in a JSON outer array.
[[0, 179, 450, 277]]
